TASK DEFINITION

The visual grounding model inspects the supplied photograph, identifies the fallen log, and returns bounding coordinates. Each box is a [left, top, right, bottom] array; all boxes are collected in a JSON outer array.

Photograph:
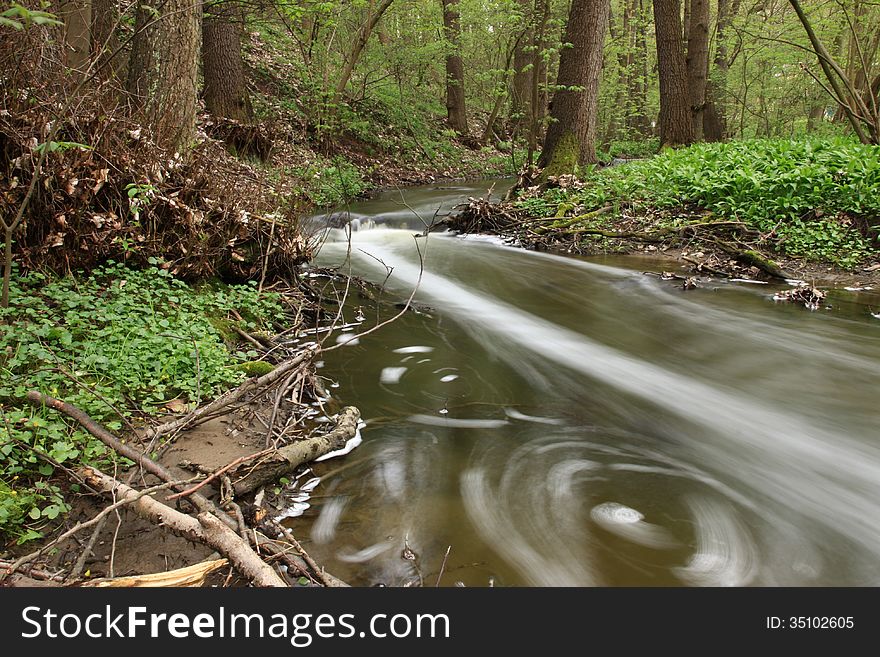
[[231, 406, 361, 497], [81, 467, 286, 587]]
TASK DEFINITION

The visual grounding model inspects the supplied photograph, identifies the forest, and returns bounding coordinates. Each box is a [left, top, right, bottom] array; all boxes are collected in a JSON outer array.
[[1, 0, 879, 589]]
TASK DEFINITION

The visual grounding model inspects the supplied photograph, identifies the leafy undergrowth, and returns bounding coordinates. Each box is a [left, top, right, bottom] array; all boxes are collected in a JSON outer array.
[[0, 263, 286, 545], [515, 138, 879, 269]]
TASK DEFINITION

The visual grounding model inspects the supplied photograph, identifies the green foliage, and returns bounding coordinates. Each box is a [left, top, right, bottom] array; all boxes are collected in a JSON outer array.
[[294, 156, 368, 207], [0, 4, 62, 30], [0, 263, 284, 543], [598, 138, 660, 160], [518, 138, 878, 268]]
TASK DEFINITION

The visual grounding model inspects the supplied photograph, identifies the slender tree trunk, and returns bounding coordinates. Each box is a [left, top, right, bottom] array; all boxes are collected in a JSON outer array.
[[482, 35, 519, 144], [538, 0, 610, 174], [126, 2, 157, 111], [704, 0, 736, 141], [686, 0, 709, 140], [625, 0, 650, 134], [203, 2, 253, 122], [509, 0, 531, 133], [682, 0, 690, 48], [147, 0, 201, 154], [653, 0, 694, 146], [807, 105, 825, 131], [605, 3, 627, 143], [58, 0, 91, 73], [335, 0, 394, 99], [90, 0, 119, 78], [527, 0, 550, 164], [442, 0, 468, 135]]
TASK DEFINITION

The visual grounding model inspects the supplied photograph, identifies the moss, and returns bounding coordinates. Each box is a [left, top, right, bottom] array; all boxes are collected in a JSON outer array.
[[538, 131, 580, 182], [207, 316, 238, 345], [237, 360, 275, 377]]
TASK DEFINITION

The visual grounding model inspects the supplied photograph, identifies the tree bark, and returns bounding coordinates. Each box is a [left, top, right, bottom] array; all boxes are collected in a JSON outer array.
[[58, 0, 91, 73], [90, 0, 119, 78], [126, 2, 157, 111], [147, 0, 201, 154], [653, 0, 694, 146], [686, 0, 709, 140], [704, 0, 736, 141], [442, 0, 468, 135], [509, 0, 532, 133], [537, 0, 610, 174], [202, 2, 253, 122]]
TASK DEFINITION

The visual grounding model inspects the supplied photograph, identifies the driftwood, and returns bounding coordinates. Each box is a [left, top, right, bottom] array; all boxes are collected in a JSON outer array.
[[231, 406, 360, 497], [81, 466, 286, 587], [80, 558, 229, 587]]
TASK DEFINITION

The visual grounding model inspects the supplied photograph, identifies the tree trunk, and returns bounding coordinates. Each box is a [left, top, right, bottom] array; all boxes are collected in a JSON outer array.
[[703, 0, 736, 141], [58, 0, 90, 73], [538, 0, 610, 174], [147, 0, 201, 154], [126, 2, 157, 111], [686, 0, 709, 140], [527, 0, 550, 164], [509, 0, 532, 133], [335, 0, 394, 99], [442, 0, 468, 135], [807, 105, 825, 131], [653, 0, 694, 146], [625, 0, 650, 135], [203, 3, 253, 122], [90, 0, 119, 78]]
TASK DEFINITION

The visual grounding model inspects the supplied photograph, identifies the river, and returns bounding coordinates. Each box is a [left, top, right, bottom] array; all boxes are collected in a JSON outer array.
[[293, 180, 880, 587]]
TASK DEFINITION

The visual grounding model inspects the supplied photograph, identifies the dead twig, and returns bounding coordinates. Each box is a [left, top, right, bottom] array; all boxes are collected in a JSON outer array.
[[81, 466, 287, 587], [0, 478, 194, 583], [166, 448, 275, 502]]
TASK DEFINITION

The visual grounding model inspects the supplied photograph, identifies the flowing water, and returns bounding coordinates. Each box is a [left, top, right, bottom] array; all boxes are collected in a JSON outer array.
[[292, 180, 880, 587]]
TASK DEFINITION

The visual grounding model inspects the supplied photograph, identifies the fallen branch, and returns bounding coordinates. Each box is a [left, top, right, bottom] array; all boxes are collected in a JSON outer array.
[[0, 477, 193, 583], [713, 244, 793, 279], [166, 448, 275, 502], [23, 390, 349, 586], [231, 406, 361, 497], [0, 560, 66, 584], [80, 558, 229, 587], [80, 466, 286, 587], [535, 205, 613, 233]]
